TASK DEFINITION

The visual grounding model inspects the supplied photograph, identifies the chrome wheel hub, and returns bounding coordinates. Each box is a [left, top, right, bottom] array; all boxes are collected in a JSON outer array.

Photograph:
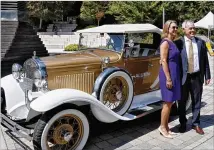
[[103, 77, 129, 112]]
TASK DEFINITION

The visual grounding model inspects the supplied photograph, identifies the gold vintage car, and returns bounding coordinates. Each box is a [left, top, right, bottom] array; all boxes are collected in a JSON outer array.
[[1, 24, 192, 149]]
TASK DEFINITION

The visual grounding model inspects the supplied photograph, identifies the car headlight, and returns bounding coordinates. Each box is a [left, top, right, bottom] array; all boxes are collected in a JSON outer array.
[[34, 69, 42, 79], [12, 63, 23, 80], [33, 70, 47, 88]]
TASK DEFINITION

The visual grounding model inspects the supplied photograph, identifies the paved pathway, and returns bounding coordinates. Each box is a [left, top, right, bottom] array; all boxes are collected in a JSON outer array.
[[1, 55, 213, 150]]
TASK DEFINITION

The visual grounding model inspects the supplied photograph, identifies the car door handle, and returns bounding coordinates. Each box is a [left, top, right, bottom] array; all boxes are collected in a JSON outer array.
[[148, 63, 153, 67]]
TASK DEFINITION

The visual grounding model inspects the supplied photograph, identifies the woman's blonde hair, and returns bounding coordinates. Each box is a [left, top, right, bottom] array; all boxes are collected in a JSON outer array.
[[162, 20, 177, 38]]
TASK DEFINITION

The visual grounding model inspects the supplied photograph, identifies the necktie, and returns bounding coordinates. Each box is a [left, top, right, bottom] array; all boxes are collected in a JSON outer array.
[[188, 39, 194, 73]]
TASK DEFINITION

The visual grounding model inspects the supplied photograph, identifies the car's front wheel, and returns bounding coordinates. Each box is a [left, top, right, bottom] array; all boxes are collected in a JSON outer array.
[[33, 109, 89, 150], [99, 71, 134, 115]]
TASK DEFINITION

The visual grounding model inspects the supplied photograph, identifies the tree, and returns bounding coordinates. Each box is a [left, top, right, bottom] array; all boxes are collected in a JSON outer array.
[[27, 2, 82, 29], [27, 1, 64, 29], [80, 1, 109, 25], [80, 1, 214, 30]]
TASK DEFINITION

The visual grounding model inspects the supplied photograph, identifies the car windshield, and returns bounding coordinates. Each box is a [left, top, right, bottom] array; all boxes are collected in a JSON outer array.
[[79, 33, 125, 52]]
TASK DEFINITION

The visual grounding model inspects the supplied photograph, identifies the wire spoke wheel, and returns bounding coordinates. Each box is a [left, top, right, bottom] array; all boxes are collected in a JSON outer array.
[[33, 109, 89, 150], [103, 76, 129, 112], [46, 115, 83, 149], [99, 71, 134, 115]]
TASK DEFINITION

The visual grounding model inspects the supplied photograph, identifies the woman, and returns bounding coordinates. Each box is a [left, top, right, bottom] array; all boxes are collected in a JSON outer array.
[[158, 20, 180, 139]]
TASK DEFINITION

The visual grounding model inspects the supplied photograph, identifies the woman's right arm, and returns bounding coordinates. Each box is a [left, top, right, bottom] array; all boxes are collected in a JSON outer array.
[[160, 41, 172, 89]]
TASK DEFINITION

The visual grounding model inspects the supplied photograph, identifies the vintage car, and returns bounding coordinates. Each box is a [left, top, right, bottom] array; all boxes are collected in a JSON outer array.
[[1, 24, 192, 150]]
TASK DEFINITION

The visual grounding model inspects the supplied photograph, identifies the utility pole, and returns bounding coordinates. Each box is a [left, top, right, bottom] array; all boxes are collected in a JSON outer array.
[[163, 7, 165, 29]]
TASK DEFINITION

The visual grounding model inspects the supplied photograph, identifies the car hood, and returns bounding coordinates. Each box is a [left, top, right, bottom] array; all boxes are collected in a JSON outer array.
[[40, 49, 121, 69]]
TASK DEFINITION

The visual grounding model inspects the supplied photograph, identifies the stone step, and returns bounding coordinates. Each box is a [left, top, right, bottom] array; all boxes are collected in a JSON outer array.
[[1, 27, 17, 32], [1, 36, 15, 42], [1, 25, 18, 29], [1, 41, 12, 46], [1, 34, 15, 38], [38, 34, 76, 37], [7, 46, 47, 52], [1, 46, 10, 51], [15, 31, 37, 35], [1, 30, 17, 35], [1, 21, 19, 25], [42, 41, 67, 45], [47, 49, 65, 53], [13, 36, 41, 41], [47, 28, 76, 32], [37, 32, 76, 35], [41, 38, 70, 42], [48, 23, 77, 27], [17, 26, 33, 30], [14, 35, 39, 38], [10, 44, 45, 49], [45, 45, 65, 49], [12, 41, 43, 46]]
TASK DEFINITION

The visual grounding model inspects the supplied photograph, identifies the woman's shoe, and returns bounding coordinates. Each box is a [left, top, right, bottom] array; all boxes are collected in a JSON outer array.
[[168, 131, 177, 135], [158, 126, 173, 139]]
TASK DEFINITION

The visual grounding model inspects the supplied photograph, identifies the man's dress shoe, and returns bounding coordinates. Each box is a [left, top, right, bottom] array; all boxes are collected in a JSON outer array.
[[178, 124, 186, 133], [192, 126, 204, 135]]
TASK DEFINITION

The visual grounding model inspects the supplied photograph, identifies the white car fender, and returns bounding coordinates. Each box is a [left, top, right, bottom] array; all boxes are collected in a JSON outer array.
[[30, 89, 133, 123], [1, 75, 26, 115]]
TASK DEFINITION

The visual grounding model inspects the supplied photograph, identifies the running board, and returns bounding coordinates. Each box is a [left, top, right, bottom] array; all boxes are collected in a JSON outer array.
[[123, 101, 163, 119]]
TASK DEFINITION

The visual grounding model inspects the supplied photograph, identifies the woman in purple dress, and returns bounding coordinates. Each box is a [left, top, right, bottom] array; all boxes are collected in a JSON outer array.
[[158, 20, 181, 139]]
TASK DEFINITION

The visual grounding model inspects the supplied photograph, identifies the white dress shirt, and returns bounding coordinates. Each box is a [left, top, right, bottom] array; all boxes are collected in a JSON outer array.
[[184, 36, 200, 73]]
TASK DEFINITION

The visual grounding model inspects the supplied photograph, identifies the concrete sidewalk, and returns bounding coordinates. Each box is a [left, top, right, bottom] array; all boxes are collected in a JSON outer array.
[[1, 56, 213, 150]]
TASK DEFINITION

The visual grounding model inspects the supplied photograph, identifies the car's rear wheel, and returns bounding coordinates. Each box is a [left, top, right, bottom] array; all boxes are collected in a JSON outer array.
[[99, 71, 133, 115], [33, 109, 89, 150]]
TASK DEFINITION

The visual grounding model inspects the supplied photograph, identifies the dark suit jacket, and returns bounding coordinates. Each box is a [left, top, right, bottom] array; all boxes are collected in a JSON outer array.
[[174, 37, 211, 85]]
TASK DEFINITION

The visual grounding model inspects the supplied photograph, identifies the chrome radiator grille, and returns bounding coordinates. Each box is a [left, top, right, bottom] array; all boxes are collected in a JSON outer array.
[[49, 72, 95, 94], [19, 77, 33, 92]]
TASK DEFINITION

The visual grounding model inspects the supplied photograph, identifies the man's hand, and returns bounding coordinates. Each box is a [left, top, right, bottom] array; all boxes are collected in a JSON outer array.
[[205, 79, 211, 85]]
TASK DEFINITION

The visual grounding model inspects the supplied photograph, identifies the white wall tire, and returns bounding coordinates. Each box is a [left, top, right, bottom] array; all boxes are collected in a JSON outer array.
[[99, 71, 133, 115], [33, 109, 89, 150]]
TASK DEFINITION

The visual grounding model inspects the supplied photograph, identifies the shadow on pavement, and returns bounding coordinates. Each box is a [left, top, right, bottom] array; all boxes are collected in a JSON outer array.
[[85, 110, 162, 148], [5, 130, 33, 150]]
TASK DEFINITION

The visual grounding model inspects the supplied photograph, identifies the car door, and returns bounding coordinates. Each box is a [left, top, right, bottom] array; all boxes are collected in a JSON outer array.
[[124, 51, 151, 95], [148, 55, 160, 91]]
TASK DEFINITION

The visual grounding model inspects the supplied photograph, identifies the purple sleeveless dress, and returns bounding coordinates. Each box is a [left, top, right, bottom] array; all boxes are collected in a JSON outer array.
[[159, 39, 181, 102]]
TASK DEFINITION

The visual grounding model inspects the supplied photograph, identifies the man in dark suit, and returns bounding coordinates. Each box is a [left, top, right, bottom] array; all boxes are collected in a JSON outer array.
[[175, 20, 211, 135]]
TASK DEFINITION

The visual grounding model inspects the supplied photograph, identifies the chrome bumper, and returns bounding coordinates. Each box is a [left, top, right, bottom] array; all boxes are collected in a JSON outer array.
[[1, 113, 33, 141]]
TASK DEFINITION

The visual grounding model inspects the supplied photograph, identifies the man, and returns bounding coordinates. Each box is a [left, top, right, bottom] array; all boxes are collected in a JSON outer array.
[[175, 20, 211, 135]]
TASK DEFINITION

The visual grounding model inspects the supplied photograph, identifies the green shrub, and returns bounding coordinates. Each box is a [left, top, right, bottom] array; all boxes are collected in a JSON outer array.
[[64, 44, 79, 51]]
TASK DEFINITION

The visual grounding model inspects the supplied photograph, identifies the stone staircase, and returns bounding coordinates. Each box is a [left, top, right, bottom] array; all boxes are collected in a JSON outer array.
[[1, 21, 49, 77], [35, 21, 78, 53], [37, 32, 79, 53], [46, 22, 77, 32]]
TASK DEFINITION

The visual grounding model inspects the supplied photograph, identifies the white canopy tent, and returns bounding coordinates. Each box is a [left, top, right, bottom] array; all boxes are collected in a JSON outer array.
[[194, 11, 214, 38]]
